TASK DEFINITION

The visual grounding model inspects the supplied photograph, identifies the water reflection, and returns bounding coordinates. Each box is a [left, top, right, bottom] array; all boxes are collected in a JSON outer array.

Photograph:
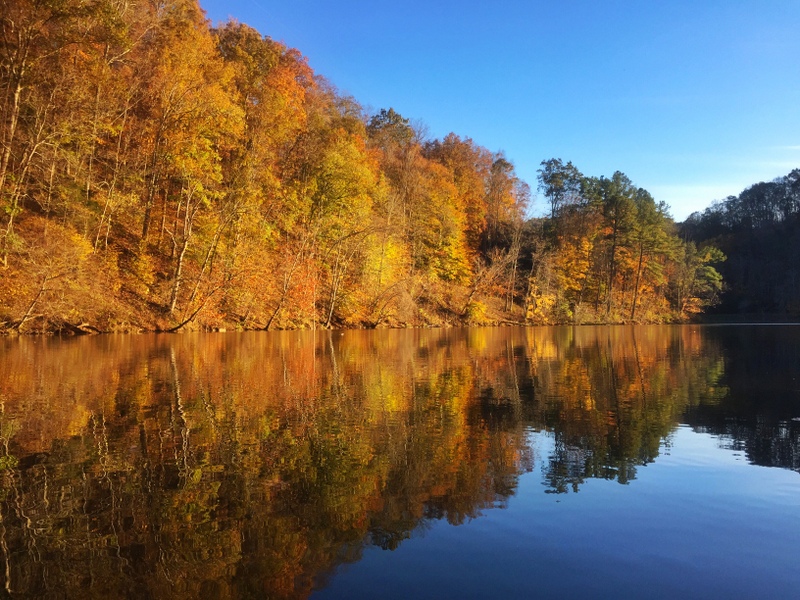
[[0, 325, 798, 598], [682, 325, 800, 472]]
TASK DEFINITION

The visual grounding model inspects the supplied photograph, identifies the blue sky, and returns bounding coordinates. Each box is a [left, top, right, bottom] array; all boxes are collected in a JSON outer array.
[[199, 0, 800, 221]]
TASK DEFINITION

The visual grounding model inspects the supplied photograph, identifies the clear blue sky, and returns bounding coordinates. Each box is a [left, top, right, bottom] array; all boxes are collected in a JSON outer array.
[[199, 0, 800, 221]]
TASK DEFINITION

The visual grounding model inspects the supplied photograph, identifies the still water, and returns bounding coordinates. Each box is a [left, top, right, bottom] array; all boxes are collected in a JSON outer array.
[[0, 325, 799, 598]]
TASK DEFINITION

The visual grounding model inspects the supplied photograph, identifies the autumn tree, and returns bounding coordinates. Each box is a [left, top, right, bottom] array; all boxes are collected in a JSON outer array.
[[212, 21, 314, 329], [424, 133, 492, 257], [530, 160, 725, 324]]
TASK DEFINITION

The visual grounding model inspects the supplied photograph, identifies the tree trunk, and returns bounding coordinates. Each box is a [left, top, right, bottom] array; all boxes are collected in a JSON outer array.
[[630, 243, 644, 321]]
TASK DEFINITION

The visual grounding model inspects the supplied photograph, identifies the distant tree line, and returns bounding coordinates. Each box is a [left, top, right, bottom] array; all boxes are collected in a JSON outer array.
[[0, 0, 724, 333], [681, 169, 800, 317]]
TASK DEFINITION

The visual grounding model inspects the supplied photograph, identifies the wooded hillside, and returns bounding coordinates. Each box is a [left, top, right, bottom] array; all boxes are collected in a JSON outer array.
[[681, 168, 800, 318], [0, 0, 724, 333]]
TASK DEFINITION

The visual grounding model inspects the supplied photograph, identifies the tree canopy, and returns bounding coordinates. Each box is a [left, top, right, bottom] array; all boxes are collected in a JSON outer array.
[[680, 169, 800, 317], [0, 0, 727, 333]]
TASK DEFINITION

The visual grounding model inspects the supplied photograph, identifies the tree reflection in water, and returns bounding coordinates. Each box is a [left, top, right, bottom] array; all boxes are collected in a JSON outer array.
[[0, 325, 797, 598]]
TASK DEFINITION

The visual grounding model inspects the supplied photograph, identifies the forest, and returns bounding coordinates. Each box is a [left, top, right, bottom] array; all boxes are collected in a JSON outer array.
[[0, 0, 730, 333], [681, 168, 800, 318]]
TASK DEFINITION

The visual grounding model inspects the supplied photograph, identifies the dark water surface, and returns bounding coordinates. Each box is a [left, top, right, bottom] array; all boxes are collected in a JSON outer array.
[[1, 325, 799, 598]]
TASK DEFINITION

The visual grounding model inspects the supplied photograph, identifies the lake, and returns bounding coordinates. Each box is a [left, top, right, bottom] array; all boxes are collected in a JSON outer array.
[[1, 325, 799, 598]]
